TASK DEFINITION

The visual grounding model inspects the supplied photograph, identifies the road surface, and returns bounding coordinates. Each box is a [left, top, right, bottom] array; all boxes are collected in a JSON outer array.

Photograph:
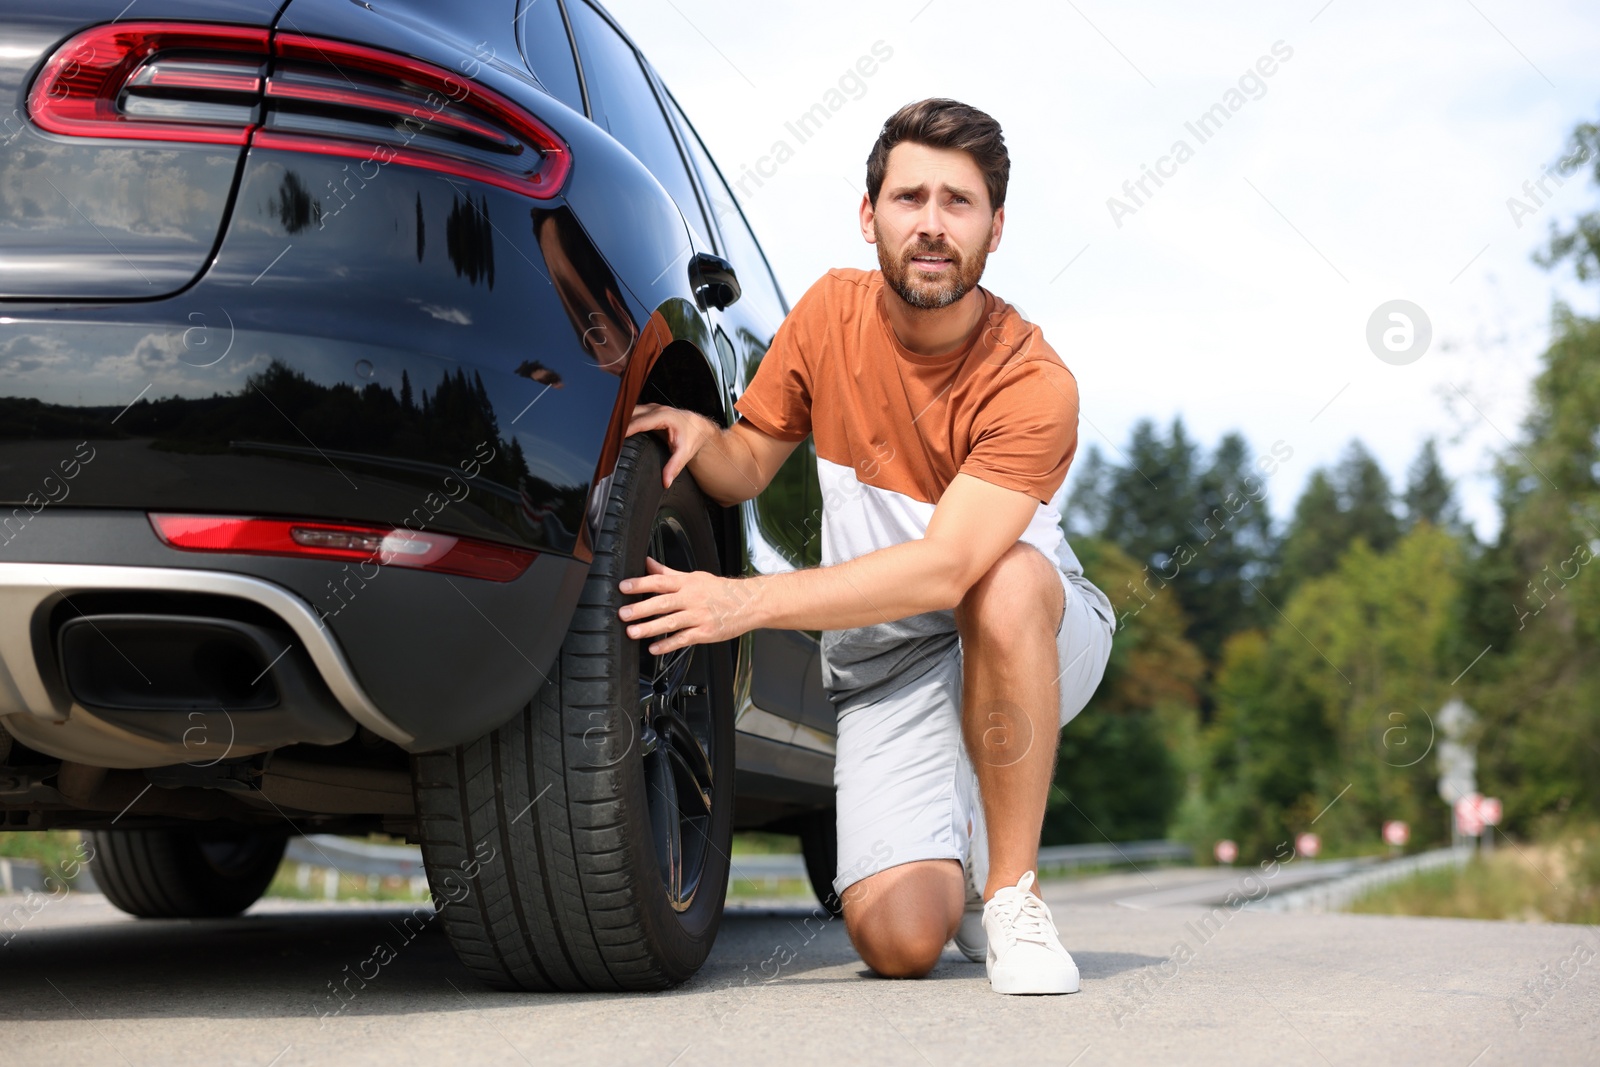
[[0, 866, 1594, 1066]]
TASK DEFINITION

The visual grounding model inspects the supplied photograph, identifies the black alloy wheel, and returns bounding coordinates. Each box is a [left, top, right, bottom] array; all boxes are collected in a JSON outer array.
[[636, 511, 719, 912], [414, 433, 735, 991]]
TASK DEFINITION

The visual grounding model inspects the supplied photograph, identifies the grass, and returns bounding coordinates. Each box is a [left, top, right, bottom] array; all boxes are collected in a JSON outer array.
[[730, 832, 802, 854], [266, 864, 432, 903], [0, 830, 92, 886], [1347, 829, 1600, 924]]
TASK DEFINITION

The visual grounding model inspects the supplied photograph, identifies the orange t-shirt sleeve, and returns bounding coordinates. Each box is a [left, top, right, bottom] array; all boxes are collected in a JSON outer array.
[[732, 281, 820, 443], [959, 360, 1080, 504]]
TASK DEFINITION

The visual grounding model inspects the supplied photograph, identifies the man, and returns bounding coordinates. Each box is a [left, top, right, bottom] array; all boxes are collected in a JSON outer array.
[[620, 98, 1115, 995]]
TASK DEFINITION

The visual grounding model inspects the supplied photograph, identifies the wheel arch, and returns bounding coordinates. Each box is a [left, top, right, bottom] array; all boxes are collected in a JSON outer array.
[[582, 311, 744, 583]]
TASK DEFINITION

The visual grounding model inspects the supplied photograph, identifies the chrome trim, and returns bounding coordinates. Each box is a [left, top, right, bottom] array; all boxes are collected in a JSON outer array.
[[790, 721, 836, 757], [734, 703, 797, 746], [0, 562, 414, 745]]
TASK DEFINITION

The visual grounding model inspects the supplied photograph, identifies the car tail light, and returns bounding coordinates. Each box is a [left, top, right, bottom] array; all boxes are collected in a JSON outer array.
[[256, 34, 569, 197], [27, 24, 269, 144], [149, 514, 537, 582], [28, 22, 569, 197]]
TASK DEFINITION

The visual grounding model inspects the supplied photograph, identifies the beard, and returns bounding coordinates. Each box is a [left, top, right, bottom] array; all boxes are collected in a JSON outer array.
[[875, 223, 989, 310]]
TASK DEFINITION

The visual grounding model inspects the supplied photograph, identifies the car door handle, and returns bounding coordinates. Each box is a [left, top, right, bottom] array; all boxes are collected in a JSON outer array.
[[689, 252, 741, 311]]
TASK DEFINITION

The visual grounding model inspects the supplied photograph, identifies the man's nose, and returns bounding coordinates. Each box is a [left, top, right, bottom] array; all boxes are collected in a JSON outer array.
[[914, 200, 946, 240]]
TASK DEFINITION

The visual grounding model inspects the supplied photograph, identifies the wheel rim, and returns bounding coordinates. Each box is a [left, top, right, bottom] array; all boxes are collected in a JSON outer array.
[[635, 508, 716, 912]]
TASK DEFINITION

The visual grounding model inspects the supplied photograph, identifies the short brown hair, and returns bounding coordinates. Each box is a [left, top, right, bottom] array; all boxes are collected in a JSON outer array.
[[865, 98, 1009, 211]]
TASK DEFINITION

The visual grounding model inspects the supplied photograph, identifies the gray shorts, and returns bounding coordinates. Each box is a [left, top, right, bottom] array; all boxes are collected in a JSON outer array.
[[830, 568, 1115, 897]]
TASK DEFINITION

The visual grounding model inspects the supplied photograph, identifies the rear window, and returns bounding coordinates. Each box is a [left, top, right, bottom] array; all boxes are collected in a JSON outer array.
[[517, 0, 584, 114], [566, 1, 712, 251]]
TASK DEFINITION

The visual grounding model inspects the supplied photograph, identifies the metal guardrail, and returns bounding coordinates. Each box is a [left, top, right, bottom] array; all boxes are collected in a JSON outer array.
[[1246, 845, 1473, 913], [696, 840, 1192, 883], [1036, 840, 1193, 871], [0, 856, 47, 894], [285, 835, 428, 878]]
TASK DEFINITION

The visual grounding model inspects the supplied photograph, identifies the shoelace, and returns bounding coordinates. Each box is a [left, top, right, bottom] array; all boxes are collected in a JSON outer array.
[[988, 874, 1059, 948]]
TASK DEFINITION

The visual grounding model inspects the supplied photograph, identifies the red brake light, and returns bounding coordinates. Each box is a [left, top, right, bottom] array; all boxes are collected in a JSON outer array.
[[149, 514, 537, 582], [28, 23, 269, 144], [254, 33, 570, 198], [28, 22, 570, 199]]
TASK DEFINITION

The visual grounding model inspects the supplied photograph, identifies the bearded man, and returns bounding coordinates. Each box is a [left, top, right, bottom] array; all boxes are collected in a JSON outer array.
[[621, 98, 1115, 996]]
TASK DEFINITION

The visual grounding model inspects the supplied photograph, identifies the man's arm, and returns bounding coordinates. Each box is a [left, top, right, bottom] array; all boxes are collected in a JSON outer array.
[[624, 403, 801, 507], [618, 472, 1042, 653]]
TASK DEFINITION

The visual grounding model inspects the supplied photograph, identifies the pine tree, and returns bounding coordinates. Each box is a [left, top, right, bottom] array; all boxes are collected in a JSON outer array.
[[1335, 440, 1400, 555], [1403, 436, 1464, 535], [1276, 440, 1401, 595], [1100, 416, 1201, 576], [1063, 443, 1112, 539], [1184, 432, 1277, 664], [1276, 469, 1343, 594]]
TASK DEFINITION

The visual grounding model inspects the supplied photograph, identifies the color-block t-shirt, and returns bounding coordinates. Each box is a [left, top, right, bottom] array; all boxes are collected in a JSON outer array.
[[734, 267, 1113, 707]]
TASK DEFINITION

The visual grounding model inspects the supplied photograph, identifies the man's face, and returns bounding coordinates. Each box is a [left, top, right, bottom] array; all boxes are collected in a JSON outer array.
[[862, 142, 1004, 310]]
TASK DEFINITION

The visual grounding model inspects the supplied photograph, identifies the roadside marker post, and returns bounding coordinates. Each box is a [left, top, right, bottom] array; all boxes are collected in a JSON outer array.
[[1478, 797, 1502, 855]]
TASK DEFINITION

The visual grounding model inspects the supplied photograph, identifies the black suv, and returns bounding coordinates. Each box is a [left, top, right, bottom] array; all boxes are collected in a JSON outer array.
[[0, 0, 838, 991]]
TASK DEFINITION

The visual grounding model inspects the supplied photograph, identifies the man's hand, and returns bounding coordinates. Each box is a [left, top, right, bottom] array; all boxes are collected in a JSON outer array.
[[626, 403, 719, 489], [624, 402, 804, 506], [618, 556, 760, 654]]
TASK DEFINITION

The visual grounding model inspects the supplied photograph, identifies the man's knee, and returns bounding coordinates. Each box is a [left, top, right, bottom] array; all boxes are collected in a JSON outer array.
[[846, 913, 948, 978], [840, 861, 962, 978], [955, 542, 1061, 637]]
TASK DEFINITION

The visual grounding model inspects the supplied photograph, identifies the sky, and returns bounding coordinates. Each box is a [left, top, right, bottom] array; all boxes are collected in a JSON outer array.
[[604, 0, 1600, 545]]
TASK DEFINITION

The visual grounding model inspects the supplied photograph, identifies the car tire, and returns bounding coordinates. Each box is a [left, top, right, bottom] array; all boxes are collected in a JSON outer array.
[[795, 808, 843, 917], [85, 827, 287, 918], [413, 433, 735, 991]]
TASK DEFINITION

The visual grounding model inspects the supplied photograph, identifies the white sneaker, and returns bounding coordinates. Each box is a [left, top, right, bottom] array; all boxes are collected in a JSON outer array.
[[982, 871, 1079, 995], [953, 841, 985, 963], [952, 761, 988, 963]]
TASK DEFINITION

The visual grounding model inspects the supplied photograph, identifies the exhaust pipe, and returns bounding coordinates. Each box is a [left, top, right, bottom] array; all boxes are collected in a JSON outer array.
[[56, 614, 354, 749]]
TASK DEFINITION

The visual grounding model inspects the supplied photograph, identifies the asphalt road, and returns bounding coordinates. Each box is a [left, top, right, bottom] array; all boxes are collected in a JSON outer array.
[[1, 868, 1595, 1066]]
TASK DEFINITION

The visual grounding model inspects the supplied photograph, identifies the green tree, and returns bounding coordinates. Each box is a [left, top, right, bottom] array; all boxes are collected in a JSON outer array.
[[1183, 431, 1277, 665], [1276, 441, 1401, 597], [1275, 469, 1341, 593], [1063, 443, 1113, 540], [1099, 416, 1202, 575], [1403, 436, 1466, 537], [1072, 420, 1280, 686], [1198, 524, 1466, 860], [1473, 304, 1600, 828], [1533, 120, 1600, 280], [1466, 111, 1600, 832]]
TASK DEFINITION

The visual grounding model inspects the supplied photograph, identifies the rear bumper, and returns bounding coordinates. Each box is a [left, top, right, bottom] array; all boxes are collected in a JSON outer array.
[[0, 510, 587, 763]]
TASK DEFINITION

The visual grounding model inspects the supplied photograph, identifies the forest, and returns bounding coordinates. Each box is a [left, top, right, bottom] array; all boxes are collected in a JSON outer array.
[[1045, 118, 1600, 862]]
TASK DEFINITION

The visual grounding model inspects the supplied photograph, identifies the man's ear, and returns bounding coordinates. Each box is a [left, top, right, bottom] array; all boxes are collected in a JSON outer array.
[[988, 204, 1005, 253], [859, 192, 876, 245]]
